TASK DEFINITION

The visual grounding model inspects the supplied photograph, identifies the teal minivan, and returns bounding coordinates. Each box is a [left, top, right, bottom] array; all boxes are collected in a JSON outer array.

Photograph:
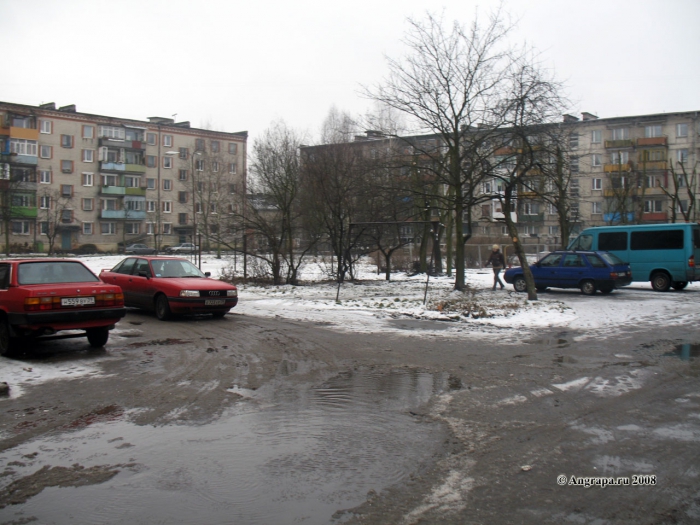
[[568, 223, 700, 291]]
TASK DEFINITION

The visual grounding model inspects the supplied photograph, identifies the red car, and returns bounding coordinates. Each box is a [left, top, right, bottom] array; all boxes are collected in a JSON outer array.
[[100, 257, 238, 320], [0, 259, 126, 356]]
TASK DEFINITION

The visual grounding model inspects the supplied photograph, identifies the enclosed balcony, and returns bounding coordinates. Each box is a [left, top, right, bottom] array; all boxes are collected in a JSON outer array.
[[99, 137, 145, 150], [604, 139, 634, 149], [637, 137, 667, 147], [604, 162, 634, 173], [100, 185, 146, 196], [100, 209, 147, 220]]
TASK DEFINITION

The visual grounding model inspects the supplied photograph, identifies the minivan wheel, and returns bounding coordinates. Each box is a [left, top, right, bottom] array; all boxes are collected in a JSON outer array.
[[672, 281, 688, 291], [580, 280, 597, 295], [513, 276, 527, 293], [651, 272, 671, 292]]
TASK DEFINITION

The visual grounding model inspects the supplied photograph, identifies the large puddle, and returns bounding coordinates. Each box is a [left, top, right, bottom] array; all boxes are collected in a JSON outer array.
[[0, 369, 449, 524]]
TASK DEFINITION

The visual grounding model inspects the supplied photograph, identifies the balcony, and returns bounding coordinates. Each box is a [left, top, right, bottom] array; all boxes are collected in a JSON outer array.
[[603, 212, 635, 223], [637, 137, 667, 147], [8, 127, 39, 140], [99, 138, 145, 150], [637, 160, 667, 171], [100, 185, 146, 196], [605, 139, 634, 149], [642, 212, 668, 222], [604, 188, 639, 197], [11, 207, 38, 218], [604, 162, 634, 173], [518, 191, 538, 198], [519, 213, 544, 222], [100, 209, 147, 220], [12, 154, 38, 166], [100, 161, 147, 174], [125, 163, 147, 174]]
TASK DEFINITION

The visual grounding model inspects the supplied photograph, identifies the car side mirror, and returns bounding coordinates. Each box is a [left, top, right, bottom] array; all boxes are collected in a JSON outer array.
[[138, 271, 150, 279], [205, 271, 211, 277]]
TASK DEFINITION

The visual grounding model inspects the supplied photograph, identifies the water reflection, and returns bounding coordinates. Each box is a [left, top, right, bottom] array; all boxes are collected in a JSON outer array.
[[0, 369, 448, 525]]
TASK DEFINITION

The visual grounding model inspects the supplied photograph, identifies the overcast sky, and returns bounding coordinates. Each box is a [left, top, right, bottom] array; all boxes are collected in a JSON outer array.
[[1, 0, 698, 145]]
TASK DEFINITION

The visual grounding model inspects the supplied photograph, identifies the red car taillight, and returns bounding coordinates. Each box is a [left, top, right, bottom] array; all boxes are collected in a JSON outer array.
[[24, 292, 124, 311], [95, 292, 125, 307]]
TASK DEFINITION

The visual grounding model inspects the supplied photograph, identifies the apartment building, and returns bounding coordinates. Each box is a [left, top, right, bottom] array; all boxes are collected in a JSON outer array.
[[0, 101, 247, 253]]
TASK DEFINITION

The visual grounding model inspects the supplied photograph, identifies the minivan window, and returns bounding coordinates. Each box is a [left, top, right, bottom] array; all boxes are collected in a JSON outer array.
[[631, 230, 683, 250], [600, 253, 625, 266], [599, 232, 627, 251], [569, 234, 592, 251]]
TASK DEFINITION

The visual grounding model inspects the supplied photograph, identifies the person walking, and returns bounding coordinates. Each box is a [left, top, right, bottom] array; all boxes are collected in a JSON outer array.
[[486, 244, 505, 290]]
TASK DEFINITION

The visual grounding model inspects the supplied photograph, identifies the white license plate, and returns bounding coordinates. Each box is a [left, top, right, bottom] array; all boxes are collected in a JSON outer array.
[[61, 296, 96, 306], [205, 299, 225, 306]]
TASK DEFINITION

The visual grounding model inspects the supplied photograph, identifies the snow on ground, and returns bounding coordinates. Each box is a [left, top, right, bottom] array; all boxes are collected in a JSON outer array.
[[79, 253, 700, 343]]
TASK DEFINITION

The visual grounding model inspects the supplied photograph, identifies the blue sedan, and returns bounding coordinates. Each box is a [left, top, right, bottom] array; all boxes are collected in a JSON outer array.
[[504, 251, 632, 295]]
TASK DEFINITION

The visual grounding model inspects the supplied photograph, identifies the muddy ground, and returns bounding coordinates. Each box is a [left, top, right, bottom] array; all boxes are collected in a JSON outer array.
[[1, 309, 699, 524]]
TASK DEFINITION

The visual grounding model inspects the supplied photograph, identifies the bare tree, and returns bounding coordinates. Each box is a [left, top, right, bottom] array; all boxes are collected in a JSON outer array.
[[364, 9, 517, 290], [36, 188, 74, 255], [656, 159, 698, 223]]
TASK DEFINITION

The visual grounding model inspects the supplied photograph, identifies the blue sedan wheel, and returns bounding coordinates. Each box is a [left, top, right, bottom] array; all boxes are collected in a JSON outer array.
[[513, 276, 527, 293], [580, 280, 597, 295]]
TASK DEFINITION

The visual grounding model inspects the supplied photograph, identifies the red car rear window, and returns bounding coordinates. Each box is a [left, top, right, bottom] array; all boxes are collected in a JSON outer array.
[[18, 261, 100, 285]]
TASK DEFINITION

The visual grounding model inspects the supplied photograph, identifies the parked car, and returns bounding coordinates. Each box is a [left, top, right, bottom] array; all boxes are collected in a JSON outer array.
[[504, 250, 632, 295], [124, 243, 156, 255], [0, 259, 126, 356], [166, 243, 197, 254], [100, 257, 238, 320]]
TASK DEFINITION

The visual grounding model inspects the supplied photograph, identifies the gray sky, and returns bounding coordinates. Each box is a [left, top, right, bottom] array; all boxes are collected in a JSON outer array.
[[1, 0, 698, 144]]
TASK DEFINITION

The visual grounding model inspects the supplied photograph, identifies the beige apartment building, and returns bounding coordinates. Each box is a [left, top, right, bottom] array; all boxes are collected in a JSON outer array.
[[0, 101, 246, 253]]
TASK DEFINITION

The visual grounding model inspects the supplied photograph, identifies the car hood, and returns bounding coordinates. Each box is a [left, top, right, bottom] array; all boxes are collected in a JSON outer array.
[[157, 277, 235, 290]]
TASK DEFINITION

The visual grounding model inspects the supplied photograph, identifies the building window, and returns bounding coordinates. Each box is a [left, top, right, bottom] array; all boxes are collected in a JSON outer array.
[[146, 133, 157, 145], [229, 163, 236, 174], [212, 161, 219, 172], [147, 178, 156, 190], [162, 223, 172, 235], [523, 202, 540, 215], [591, 201, 602, 214], [39, 195, 50, 209], [82, 149, 94, 162], [61, 185, 73, 197], [103, 198, 118, 211], [612, 128, 629, 140], [39, 222, 49, 235], [211, 141, 220, 153], [82, 198, 94, 211], [82, 125, 94, 139], [163, 135, 173, 147], [677, 149, 688, 163], [163, 156, 173, 169], [82, 173, 94, 186], [611, 151, 629, 164], [61, 160, 73, 173], [228, 143, 238, 155], [146, 222, 155, 235], [163, 179, 172, 191], [40, 145, 52, 159], [147, 155, 157, 168], [179, 169, 188, 181], [10, 139, 38, 156], [195, 159, 204, 171], [644, 200, 663, 213], [644, 125, 662, 138], [125, 223, 140, 235], [61, 210, 73, 223], [179, 147, 188, 159], [126, 200, 143, 211], [195, 138, 205, 151], [592, 178, 602, 190], [83, 222, 93, 235], [61, 134, 73, 148], [548, 226, 559, 235], [591, 130, 602, 144], [102, 174, 118, 186], [591, 154, 602, 167], [569, 156, 579, 173], [210, 203, 218, 214], [40, 120, 52, 134], [101, 222, 117, 235], [677, 123, 688, 138], [178, 191, 188, 203], [162, 201, 172, 213], [146, 200, 157, 212], [229, 183, 237, 194], [39, 170, 51, 184], [195, 202, 203, 213], [569, 133, 579, 149], [124, 176, 140, 188], [99, 126, 125, 140], [12, 221, 31, 235], [178, 213, 188, 225]]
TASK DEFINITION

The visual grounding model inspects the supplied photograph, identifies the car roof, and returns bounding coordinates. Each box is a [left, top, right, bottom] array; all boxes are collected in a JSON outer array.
[[3, 258, 86, 264], [120, 256, 188, 261]]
